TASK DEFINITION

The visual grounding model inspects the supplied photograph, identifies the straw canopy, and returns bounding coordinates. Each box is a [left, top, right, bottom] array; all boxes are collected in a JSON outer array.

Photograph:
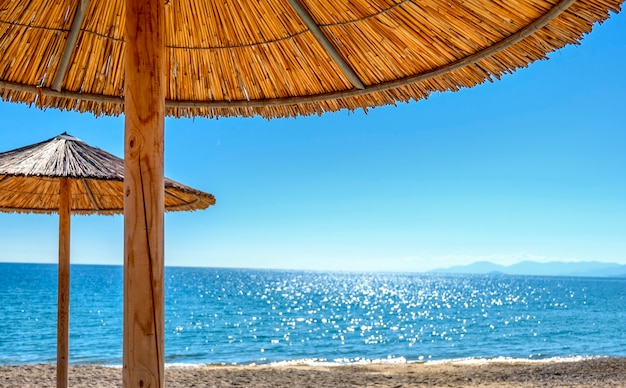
[[0, 0, 622, 119], [0, 133, 216, 214]]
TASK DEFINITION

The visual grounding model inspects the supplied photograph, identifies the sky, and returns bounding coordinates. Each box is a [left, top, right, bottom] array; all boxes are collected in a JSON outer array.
[[0, 11, 624, 273]]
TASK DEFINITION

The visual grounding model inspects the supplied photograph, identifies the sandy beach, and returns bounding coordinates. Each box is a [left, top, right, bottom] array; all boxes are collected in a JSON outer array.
[[1, 358, 625, 387]]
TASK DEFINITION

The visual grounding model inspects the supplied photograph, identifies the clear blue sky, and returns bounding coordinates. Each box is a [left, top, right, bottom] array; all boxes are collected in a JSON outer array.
[[1, 11, 625, 272]]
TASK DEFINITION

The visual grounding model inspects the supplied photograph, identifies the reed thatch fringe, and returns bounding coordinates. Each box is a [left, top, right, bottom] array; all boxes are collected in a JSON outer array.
[[0, 0, 622, 118]]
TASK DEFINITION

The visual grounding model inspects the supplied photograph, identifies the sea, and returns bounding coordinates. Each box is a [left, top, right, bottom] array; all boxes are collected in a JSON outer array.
[[1, 263, 625, 366]]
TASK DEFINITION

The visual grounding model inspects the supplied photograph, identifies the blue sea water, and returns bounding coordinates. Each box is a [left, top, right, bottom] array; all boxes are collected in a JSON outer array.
[[0, 263, 625, 366]]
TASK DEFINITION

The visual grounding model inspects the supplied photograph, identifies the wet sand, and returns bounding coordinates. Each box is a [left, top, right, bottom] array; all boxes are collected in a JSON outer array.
[[1, 357, 626, 387]]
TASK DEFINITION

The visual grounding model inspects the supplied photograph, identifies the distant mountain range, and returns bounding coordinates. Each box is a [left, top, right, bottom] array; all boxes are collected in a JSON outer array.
[[430, 260, 626, 277]]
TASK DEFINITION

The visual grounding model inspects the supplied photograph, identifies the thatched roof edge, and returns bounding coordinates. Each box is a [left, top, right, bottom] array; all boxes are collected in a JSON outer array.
[[0, 133, 216, 214], [0, 0, 622, 118]]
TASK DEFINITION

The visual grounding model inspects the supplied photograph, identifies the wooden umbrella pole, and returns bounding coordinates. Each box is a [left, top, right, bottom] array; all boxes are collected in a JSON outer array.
[[57, 178, 71, 388], [123, 0, 166, 386]]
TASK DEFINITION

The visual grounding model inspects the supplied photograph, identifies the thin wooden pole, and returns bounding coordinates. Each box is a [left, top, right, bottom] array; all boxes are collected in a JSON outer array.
[[287, 0, 364, 90], [123, 0, 165, 386], [57, 178, 71, 388], [51, 0, 89, 92]]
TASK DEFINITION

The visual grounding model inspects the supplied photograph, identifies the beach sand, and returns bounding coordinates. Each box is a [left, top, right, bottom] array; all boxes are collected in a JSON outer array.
[[1, 357, 625, 387]]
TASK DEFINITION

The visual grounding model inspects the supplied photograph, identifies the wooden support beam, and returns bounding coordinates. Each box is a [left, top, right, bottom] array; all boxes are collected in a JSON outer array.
[[287, 0, 365, 90], [81, 179, 100, 211], [57, 178, 71, 388], [123, 0, 165, 385], [51, 0, 89, 92]]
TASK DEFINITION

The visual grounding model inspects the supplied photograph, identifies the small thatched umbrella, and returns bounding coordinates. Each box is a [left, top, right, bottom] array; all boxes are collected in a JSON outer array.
[[1, 0, 623, 386], [0, 133, 215, 386]]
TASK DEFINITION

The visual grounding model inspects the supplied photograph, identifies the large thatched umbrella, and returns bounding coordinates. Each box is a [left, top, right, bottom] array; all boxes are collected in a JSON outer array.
[[0, 133, 215, 387], [0, 0, 622, 386]]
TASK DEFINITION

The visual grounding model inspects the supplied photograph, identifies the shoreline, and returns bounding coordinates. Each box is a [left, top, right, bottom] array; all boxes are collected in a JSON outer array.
[[2, 357, 626, 387]]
